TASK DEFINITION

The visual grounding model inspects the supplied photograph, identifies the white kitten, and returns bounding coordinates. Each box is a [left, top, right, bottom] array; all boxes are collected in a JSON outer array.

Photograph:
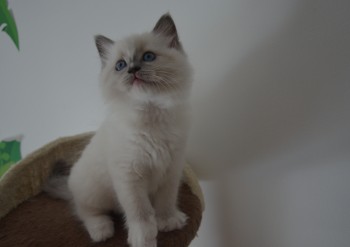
[[47, 14, 192, 247]]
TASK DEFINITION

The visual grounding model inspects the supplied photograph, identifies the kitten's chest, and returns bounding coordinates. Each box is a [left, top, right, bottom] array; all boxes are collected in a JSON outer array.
[[136, 124, 180, 166], [109, 103, 186, 173], [134, 104, 184, 161], [125, 125, 179, 194], [133, 108, 184, 175]]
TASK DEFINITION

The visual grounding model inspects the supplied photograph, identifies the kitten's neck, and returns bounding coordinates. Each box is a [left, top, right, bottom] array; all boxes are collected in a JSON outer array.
[[139, 102, 168, 125], [107, 96, 188, 128], [136, 101, 188, 131]]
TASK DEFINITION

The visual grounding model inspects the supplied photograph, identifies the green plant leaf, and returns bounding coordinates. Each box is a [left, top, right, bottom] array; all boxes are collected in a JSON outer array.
[[0, 0, 19, 50], [0, 138, 21, 178]]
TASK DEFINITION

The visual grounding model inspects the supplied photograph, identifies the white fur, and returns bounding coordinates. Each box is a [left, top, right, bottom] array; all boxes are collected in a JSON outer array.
[[67, 16, 192, 247]]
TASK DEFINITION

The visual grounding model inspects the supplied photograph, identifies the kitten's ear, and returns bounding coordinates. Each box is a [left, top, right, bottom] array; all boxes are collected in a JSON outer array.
[[153, 13, 182, 50], [95, 35, 114, 66]]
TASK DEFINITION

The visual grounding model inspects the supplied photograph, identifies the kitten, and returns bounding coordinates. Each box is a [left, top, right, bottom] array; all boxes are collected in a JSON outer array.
[[46, 13, 192, 247]]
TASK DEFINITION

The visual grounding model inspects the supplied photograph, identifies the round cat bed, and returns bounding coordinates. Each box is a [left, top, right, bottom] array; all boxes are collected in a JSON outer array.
[[0, 132, 204, 247]]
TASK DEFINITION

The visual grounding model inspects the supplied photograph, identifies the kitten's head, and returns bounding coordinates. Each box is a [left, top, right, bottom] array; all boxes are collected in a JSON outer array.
[[95, 13, 192, 106]]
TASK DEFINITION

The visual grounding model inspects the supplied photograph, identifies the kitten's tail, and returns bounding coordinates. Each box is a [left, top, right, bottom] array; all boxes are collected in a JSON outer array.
[[43, 160, 72, 201]]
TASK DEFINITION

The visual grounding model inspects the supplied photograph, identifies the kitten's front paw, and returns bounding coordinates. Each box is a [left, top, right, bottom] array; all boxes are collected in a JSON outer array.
[[85, 216, 115, 242], [157, 210, 188, 232], [127, 219, 157, 247]]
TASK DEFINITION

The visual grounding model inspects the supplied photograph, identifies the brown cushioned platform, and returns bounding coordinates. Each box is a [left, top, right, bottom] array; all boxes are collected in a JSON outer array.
[[0, 133, 204, 247]]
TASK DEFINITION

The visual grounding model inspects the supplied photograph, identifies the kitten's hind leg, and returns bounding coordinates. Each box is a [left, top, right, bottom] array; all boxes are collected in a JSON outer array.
[[76, 205, 114, 242]]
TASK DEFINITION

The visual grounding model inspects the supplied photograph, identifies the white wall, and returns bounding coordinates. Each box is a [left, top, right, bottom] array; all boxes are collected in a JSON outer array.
[[1, 1, 350, 247]]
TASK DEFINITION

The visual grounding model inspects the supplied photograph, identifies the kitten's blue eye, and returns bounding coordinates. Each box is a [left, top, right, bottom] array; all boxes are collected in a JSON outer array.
[[115, 60, 127, 71], [143, 52, 156, 62]]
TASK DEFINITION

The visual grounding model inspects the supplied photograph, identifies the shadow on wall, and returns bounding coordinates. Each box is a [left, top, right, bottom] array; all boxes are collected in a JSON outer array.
[[188, 0, 350, 179]]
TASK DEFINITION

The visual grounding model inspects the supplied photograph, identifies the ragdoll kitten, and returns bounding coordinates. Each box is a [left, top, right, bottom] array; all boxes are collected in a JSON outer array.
[[47, 13, 192, 247]]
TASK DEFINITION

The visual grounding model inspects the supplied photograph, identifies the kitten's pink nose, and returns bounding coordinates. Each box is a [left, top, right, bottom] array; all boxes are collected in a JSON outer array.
[[128, 66, 141, 74]]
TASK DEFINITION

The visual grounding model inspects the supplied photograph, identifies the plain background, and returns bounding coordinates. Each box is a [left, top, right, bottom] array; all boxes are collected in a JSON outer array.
[[1, 1, 350, 246]]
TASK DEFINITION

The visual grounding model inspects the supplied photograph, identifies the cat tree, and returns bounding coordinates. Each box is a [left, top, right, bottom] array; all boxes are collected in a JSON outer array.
[[0, 132, 204, 247]]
